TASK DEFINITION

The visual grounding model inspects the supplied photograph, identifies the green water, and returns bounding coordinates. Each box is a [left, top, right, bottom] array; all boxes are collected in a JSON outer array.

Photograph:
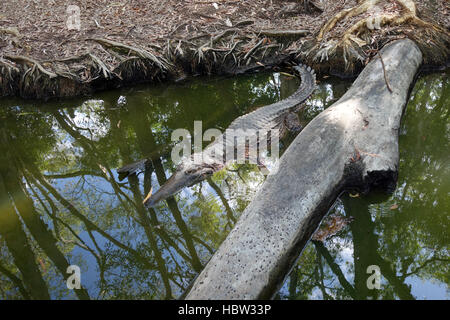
[[0, 70, 447, 300]]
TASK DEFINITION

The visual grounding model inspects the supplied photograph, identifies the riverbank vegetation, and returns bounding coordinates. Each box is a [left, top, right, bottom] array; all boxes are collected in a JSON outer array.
[[0, 0, 448, 98]]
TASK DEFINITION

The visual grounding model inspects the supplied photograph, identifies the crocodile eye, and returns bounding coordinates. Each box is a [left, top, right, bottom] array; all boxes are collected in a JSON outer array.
[[204, 168, 214, 176], [185, 168, 196, 175]]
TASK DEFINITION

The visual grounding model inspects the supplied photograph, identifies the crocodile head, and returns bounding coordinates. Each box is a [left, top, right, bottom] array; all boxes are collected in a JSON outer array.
[[143, 161, 218, 208]]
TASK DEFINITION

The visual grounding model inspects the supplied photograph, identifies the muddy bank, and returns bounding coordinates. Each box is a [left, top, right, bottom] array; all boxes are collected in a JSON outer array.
[[0, 0, 448, 99]]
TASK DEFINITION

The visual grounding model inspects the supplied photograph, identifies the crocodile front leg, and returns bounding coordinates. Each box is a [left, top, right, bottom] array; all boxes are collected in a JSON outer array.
[[284, 112, 303, 133]]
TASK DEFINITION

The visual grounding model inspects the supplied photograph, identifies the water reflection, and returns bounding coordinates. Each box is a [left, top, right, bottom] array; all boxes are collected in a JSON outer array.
[[0, 70, 447, 300]]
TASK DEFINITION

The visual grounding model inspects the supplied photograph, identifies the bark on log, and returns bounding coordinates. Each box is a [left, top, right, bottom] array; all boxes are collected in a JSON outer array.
[[185, 39, 422, 300]]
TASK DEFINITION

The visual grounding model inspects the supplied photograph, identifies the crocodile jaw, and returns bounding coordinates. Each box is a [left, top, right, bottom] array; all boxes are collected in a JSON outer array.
[[143, 170, 188, 207]]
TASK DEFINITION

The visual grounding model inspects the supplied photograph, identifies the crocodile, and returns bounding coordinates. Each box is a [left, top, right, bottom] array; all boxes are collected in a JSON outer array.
[[118, 64, 316, 207]]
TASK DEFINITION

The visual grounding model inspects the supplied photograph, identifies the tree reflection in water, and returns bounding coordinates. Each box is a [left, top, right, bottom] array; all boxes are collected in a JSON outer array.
[[0, 71, 447, 299]]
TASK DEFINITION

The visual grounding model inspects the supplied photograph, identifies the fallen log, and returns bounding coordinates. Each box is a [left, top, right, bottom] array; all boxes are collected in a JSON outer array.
[[186, 38, 422, 299]]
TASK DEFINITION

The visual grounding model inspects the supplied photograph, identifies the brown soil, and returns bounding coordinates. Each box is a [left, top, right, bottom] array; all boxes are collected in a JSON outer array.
[[0, 0, 448, 99]]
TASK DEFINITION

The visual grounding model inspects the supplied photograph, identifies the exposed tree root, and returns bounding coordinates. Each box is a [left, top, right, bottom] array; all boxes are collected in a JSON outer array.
[[5, 55, 57, 79], [0, 31, 287, 99], [88, 53, 114, 80], [306, 0, 449, 75], [317, 0, 381, 42], [193, 28, 240, 63], [340, 0, 446, 43], [0, 59, 20, 97], [88, 38, 171, 71], [243, 39, 265, 61], [0, 58, 19, 74]]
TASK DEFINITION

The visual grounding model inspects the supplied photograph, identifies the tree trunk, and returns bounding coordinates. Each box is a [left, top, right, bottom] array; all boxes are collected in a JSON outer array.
[[186, 38, 422, 299]]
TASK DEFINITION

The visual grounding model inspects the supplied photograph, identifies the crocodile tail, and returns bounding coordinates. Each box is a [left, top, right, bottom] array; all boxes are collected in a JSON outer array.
[[292, 64, 316, 102]]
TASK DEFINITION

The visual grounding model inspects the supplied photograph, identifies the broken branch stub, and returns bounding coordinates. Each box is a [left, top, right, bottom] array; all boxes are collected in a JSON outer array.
[[186, 39, 422, 300]]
